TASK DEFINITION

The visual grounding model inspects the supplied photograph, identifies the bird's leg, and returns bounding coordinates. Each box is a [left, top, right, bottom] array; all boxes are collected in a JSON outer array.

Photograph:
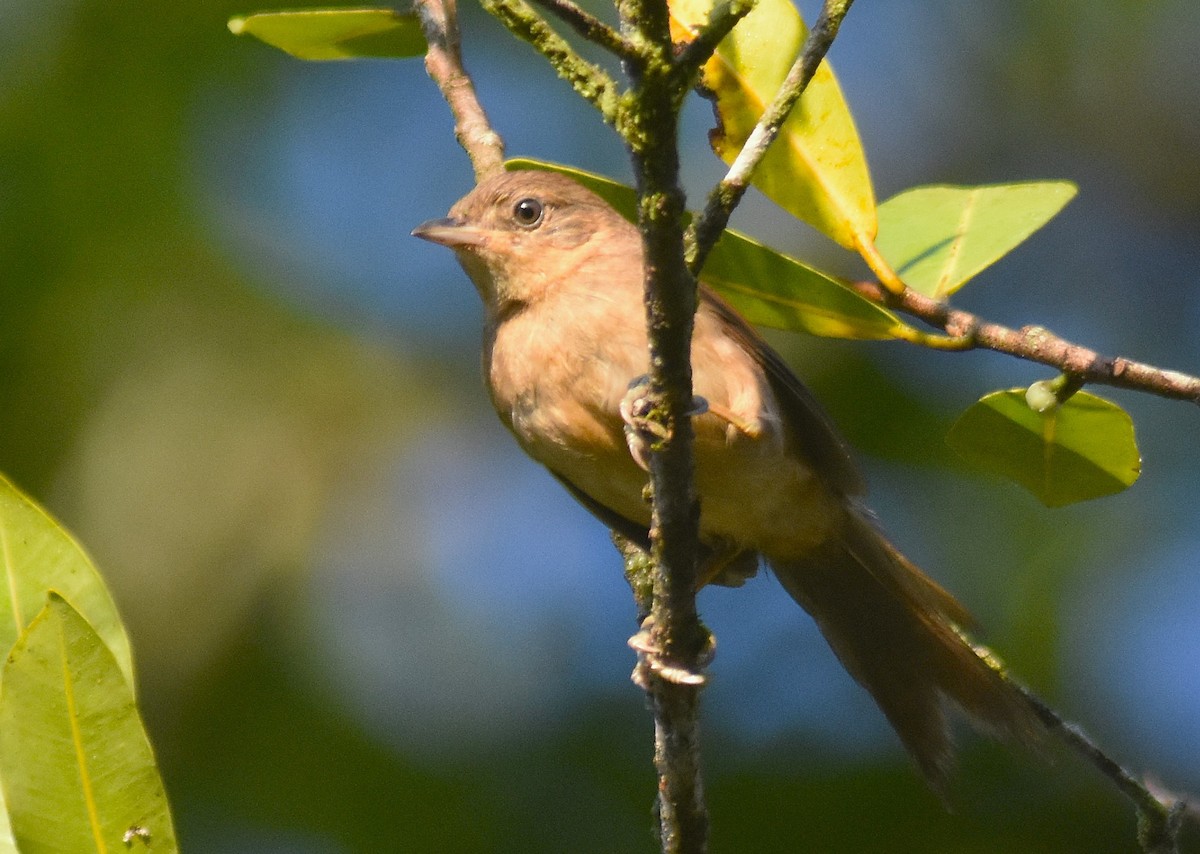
[[629, 614, 716, 688], [619, 374, 709, 472], [695, 545, 759, 590], [620, 376, 717, 686]]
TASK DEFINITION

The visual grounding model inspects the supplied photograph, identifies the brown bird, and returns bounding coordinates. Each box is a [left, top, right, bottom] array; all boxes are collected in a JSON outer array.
[[413, 170, 1041, 794]]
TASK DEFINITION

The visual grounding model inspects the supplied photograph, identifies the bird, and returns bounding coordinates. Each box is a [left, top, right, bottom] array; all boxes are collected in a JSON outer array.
[[412, 169, 1041, 795]]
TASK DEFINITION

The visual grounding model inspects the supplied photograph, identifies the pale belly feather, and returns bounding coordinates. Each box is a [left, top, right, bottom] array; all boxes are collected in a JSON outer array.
[[486, 301, 838, 560]]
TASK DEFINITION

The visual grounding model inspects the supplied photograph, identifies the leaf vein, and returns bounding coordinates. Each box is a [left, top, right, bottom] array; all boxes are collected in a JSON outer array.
[[61, 616, 108, 853]]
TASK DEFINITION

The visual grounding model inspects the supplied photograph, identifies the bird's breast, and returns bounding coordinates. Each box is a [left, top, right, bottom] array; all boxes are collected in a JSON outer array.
[[486, 307, 654, 525], [483, 299, 840, 556]]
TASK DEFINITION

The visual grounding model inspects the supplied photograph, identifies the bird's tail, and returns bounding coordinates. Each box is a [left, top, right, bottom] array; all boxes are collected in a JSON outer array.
[[771, 504, 1043, 796]]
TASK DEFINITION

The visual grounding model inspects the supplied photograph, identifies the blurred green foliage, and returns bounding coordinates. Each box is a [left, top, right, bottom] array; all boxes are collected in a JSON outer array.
[[2, 0, 1199, 851]]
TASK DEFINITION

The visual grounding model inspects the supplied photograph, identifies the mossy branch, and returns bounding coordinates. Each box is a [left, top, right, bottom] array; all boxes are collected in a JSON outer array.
[[478, 0, 625, 126], [671, 0, 756, 88], [527, 0, 640, 59]]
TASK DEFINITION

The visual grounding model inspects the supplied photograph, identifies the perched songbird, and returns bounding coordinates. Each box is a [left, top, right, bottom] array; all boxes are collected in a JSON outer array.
[[413, 170, 1040, 794]]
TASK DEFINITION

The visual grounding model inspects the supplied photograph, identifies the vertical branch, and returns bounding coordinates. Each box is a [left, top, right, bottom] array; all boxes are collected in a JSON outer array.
[[414, 0, 506, 180], [615, 1, 709, 851]]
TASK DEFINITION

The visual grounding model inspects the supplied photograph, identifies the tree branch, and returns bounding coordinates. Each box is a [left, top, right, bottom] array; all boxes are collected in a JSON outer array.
[[478, 0, 625, 126], [855, 281, 1200, 404], [612, 1, 710, 851], [413, 0, 506, 180], [526, 0, 640, 60], [670, 0, 756, 88], [687, 0, 856, 276], [1006, 680, 1185, 853]]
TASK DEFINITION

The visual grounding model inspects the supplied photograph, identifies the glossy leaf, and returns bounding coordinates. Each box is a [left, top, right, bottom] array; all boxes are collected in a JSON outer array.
[[228, 8, 425, 60], [947, 390, 1140, 507], [0, 473, 131, 683], [0, 594, 177, 853], [876, 182, 1077, 298], [506, 158, 910, 339], [0, 801, 13, 851], [668, 0, 876, 251]]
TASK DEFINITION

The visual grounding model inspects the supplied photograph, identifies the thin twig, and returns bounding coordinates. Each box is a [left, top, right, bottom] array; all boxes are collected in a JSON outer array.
[[854, 281, 1200, 404], [1010, 683, 1184, 853], [479, 0, 624, 126], [671, 0, 757, 88], [526, 0, 640, 60], [687, 0, 856, 276], [413, 0, 506, 180]]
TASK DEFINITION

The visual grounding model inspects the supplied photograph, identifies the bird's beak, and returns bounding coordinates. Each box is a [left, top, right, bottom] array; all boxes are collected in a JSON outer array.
[[411, 217, 488, 248]]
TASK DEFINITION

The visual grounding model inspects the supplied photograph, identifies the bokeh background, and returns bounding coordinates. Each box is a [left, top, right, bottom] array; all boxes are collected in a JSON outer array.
[[3, 0, 1199, 850]]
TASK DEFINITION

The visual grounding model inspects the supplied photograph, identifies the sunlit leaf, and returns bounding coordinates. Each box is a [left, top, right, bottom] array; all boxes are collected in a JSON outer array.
[[0, 594, 177, 853], [0, 801, 14, 852], [0, 473, 131, 683], [701, 230, 905, 339], [228, 8, 425, 60], [506, 158, 909, 339], [947, 389, 1140, 507], [876, 182, 1077, 298], [668, 0, 875, 251]]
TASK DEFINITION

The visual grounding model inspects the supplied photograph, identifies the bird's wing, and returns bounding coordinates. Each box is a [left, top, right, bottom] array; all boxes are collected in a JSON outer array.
[[548, 469, 651, 549], [698, 284, 866, 497]]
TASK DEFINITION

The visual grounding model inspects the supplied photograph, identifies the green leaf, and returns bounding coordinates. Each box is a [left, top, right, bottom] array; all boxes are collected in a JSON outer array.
[[876, 182, 1077, 298], [700, 230, 905, 340], [0, 473, 131, 684], [505, 158, 910, 339], [947, 389, 1140, 507], [667, 0, 876, 251], [0, 594, 177, 853], [228, 8, 425, 60], [0, 799, 14, 852]]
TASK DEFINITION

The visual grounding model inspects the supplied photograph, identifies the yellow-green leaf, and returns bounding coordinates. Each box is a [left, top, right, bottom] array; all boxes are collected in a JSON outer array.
[[506, 158, 909, 339], [876, 182, 1077, 298], [701, 229, 904, 339], [228, 8, 425, 60], [0, 472, 131, 683], [947, 389, 1140, 507], [668, 0, 875, 251], [0, 594, 177, 853]]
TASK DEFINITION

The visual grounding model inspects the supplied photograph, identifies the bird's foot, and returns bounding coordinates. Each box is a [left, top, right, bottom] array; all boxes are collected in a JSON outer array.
[[628, 616, 715, 688], [619, 375, 709, 472]]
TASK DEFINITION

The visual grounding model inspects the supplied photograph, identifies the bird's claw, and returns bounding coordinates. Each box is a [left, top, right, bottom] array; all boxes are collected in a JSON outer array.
[[619, 375, 710, 472], [628, 617, 715, 688]]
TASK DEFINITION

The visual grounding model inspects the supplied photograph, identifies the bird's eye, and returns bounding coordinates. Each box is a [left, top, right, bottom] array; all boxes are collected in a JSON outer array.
[[512, 197, 544, 228]]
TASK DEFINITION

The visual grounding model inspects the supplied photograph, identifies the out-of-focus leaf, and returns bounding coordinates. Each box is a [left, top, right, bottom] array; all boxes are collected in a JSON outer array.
[[506, 158, 910, 339], [0, 594, 177, 853], [0, 473, 131, 683], [228, 8, 425, 60], [876, 182, 1077, 298], [668, 0, 875, 251], [947, 389, 1140, 507]]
